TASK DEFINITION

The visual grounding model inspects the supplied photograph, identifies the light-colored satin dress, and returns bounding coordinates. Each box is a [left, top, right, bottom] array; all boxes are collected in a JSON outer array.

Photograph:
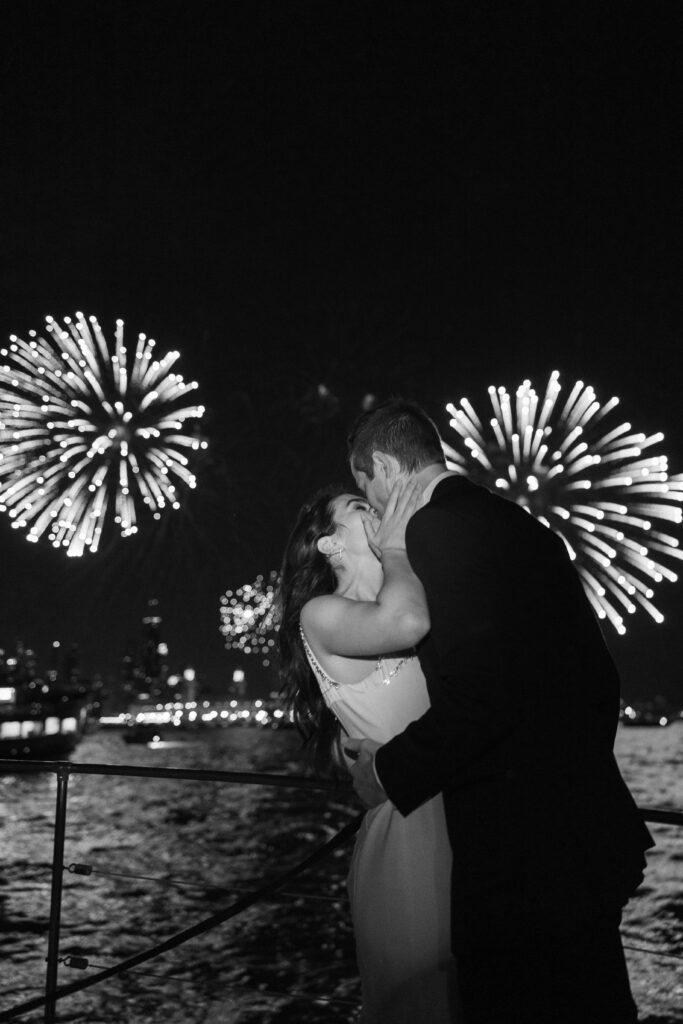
[[301, 629, 459, 1023]]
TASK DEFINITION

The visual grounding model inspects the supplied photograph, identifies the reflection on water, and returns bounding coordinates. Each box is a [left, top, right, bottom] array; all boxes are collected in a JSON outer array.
[[0, 723, 681, 1022]]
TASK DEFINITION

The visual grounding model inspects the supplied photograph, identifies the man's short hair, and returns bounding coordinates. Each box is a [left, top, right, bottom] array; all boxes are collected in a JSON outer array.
[[347, 398, 446, 478]]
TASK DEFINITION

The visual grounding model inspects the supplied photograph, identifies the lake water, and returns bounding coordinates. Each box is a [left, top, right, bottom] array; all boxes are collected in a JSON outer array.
[[0, 721, 681, 1023]]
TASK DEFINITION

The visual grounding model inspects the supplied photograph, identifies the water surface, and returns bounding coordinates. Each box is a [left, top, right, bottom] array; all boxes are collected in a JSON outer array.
[[0, 722, 681, 1022]]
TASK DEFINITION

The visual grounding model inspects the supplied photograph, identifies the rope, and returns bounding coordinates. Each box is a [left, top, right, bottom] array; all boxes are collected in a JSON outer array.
[[0, 811, 364, 1022], [623, 943, 683, 965], [60, 959, 361, 1009], [67, 862, 342, 902]]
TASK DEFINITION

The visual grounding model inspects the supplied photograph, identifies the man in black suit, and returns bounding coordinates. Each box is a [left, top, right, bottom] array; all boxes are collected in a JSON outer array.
[[345, 398, 653, 1024]]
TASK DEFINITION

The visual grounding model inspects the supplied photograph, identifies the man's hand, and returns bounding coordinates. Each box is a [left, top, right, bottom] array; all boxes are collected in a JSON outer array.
[[360, 478, 421, 562], [344, 738, 388, 808]]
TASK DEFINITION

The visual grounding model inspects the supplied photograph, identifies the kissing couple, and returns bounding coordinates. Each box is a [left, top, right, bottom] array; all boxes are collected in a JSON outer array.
[[278, 398, 653, 1024]]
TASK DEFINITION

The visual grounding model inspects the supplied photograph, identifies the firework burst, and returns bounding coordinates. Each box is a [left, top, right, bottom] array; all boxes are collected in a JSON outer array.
[[219, 571, 279, 664], [444, 371, 683, 634], [0, 312, 206, 556]]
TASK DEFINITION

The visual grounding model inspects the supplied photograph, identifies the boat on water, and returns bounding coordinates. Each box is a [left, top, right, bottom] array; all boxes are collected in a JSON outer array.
[[0, 687, 88, 759]]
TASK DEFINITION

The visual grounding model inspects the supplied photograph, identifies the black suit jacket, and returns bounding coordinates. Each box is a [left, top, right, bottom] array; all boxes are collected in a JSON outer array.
[[375, 475, 654, 950]]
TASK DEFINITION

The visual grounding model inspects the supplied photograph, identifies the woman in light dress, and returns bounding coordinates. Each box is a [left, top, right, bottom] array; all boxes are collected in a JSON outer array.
[[278, 480, 460, 1023]]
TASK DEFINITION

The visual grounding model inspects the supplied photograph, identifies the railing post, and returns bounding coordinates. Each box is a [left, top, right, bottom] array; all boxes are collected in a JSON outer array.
[[45, 763, 70, 1024]]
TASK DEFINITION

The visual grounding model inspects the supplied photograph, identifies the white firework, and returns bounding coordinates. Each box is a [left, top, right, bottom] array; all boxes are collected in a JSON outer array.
[[219, 571, 279, 664], [0, 312, 207, 556], [444, 371, 683, 634]]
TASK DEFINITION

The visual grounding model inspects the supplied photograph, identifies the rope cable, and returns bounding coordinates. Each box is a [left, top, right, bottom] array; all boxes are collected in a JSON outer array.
[[67, 862, 342, 902], [622, 943, 683, 964], [61, 959, 361, 1009]]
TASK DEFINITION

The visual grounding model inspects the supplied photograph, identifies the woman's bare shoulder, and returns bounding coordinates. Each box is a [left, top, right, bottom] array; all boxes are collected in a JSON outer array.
[[300, 594, 353, 631]]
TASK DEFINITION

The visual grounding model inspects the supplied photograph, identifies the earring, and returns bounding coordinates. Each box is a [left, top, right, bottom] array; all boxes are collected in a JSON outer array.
[[331, 546, 344, 563]]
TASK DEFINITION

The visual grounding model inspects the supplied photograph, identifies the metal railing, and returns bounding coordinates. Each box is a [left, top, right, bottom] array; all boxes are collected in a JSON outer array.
[[0, 757, 357, 1023], [0, 756, 681, 1023]]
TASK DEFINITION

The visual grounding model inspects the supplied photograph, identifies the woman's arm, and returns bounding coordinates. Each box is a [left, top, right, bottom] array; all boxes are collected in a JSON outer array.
[[302, 551, 429, 656]]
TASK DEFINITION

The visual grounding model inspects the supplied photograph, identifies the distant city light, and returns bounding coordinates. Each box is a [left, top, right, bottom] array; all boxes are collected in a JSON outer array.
[[116, 697, 293, 733], [444, 372, 683, 634], [0, 312, 207, 556]]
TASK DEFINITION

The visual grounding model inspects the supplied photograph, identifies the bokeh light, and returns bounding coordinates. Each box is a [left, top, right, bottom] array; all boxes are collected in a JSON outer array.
[[219, 571, 279, 665]]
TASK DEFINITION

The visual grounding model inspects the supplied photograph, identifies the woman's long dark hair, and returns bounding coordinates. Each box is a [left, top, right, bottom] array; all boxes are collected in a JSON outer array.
[[277, 484, 348, 776]]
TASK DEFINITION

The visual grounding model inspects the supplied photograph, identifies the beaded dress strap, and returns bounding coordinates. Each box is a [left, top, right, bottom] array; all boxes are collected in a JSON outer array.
[[299, 625, 339, 689]]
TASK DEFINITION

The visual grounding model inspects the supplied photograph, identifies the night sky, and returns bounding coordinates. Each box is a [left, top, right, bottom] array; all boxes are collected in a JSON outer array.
[[1, 1, 682, 701]]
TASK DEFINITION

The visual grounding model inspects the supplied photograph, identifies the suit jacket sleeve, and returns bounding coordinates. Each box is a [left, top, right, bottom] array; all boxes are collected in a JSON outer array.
[[375, 500, 525, 816]]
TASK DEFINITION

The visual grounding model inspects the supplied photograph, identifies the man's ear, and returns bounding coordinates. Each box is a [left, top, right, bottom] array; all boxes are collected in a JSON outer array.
[[372, 451, 399, 483], [317, 534, 336, 557]]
